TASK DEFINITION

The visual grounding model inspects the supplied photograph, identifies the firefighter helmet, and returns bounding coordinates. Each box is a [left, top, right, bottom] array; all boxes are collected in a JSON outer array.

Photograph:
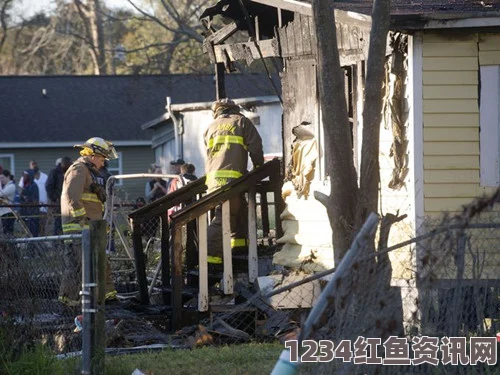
[[74, 137, 118, 160]]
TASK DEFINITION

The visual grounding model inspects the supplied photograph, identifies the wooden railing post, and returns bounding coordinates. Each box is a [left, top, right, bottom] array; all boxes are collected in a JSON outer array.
[[131, 218, 149, 305], [160, 212, 170, 305], [222, 200, 233, 294], [248, 187, 258, 283], [198, 213, 209, 312], [171, 224, 183, 330]]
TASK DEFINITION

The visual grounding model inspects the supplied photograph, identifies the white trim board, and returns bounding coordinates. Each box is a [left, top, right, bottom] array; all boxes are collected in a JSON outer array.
[[0, 141, 152, 148]]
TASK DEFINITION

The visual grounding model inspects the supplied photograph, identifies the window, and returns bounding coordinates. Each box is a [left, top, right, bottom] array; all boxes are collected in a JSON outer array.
[[107, 152, 123, 186], [479, 65, 500, 187], [0, 154, 15, 176]]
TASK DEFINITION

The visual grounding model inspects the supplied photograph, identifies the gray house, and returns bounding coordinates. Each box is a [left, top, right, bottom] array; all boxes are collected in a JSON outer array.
[[141, 95, 283, 177], [0, 74, 280, 201]]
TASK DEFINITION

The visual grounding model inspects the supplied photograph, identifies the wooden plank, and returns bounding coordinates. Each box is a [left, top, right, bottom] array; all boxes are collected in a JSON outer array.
[[286, 21, 296, 57], [260, 192, 270, 237], [423, 71, 477, 85], [423, 85, 478, 99], [160, 213, 170, 304], [131, 218, 149, 305], [423, 99, 478, 114], [248, 187, 258, 283], [222, 200, 233, 295], [171, 225, 183, 330], [293, 17, 304, 56], [170, 159, 281, 226], [479, 51, 500, 65], [278, 26, 288, 56], [424, 142, 479, 156], [300, 14, 312, 56], [424, 183, 481, 198], [213, 39, 280, 63], [423, 57, 477, 71], [424, 170, 479, 183], [423, 42, 478, 57], [424, 197, 480, 212], [424, 155, 479, 170], [198, 213, 208, 312], [423, 32, 478, 43], [423, 128, 478, 142], [479, 33, 500, 51], [423, 113, 479, 127], [129, 177, 206, 220]]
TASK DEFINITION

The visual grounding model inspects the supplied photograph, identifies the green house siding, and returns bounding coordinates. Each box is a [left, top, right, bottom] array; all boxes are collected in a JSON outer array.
[[4, 145, 154, 204]]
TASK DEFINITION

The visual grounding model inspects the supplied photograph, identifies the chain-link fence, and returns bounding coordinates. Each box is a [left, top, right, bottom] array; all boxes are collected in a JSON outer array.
[[2, 190, 500, 373]]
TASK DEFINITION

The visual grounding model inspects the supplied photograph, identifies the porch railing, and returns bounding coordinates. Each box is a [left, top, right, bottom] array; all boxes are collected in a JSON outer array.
[[127, 158, 283, 330], [169, 158, 283, 329]]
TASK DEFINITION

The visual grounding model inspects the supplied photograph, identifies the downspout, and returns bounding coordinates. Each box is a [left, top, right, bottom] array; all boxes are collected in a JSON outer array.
[[166, 96, 183, 162]]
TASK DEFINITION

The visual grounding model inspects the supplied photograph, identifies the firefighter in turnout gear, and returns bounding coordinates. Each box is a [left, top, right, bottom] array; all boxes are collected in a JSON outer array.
[[58, 137, 118, 306], [204, 98, 264, 267]]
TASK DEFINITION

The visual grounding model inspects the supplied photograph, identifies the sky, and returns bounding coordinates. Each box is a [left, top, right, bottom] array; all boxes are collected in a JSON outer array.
[[12, 0, 137, 20]]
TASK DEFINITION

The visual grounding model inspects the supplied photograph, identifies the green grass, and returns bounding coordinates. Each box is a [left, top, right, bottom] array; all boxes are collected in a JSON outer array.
[[1, 342, 284, 375], [104, 343, 283, 375]]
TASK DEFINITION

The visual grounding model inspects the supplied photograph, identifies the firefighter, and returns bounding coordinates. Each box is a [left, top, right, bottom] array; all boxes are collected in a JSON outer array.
[[58, 137, 118, 306], [204, 98, 264, 268]]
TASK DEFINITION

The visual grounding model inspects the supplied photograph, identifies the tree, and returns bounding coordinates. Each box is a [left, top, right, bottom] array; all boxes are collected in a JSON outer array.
[[313, 0, 391, 263], [118, 0, 210, 73], [0, 0, 13, 54], [312, 0, 404, 344], [74, 0, 109, 74]]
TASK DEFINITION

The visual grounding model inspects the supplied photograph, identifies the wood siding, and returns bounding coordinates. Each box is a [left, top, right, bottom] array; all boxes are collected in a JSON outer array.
[[421, 31, 500, 278], [421, 32, 500, 214]]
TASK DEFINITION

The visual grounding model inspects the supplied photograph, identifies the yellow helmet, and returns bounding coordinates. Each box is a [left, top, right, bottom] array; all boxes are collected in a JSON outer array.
[[74, 137, 118, 160]]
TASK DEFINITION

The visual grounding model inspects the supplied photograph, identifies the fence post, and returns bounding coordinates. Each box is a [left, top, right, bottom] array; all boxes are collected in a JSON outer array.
[[92, 220, 107, 375], [81, 220, 107, 375], [81, 227, 94, 375]]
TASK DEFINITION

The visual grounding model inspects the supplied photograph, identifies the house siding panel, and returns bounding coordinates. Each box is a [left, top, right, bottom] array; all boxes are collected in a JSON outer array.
[[422, 31, 482, 217], [424, 113, 479, 127], [423, 128, 478, 142], [423, 42, 478, 57], [423, 57, 478, 71], [424, 155, 479, 170], [423, 85, 477, 99]]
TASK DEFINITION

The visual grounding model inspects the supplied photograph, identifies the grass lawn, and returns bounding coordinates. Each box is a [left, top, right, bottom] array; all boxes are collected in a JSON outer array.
[[103, 343, 284, 375]]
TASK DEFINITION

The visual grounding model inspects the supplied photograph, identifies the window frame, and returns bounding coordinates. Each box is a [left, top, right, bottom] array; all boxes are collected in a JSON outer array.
[[0, 154, 15, 177]]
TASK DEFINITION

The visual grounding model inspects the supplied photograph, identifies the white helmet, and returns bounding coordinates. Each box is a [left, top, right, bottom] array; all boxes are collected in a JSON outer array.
[[74, 137, 118, 160]]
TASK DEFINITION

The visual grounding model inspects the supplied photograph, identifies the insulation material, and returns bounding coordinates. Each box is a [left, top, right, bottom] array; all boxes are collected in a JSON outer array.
[[277, 220, 332, 246], [280, 182, 329, 221], [273, 243, 334, 272], [274, 185, 334, 271]]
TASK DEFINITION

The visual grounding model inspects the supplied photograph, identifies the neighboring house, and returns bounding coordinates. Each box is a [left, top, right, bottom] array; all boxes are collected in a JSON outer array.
[[140, 96, 283, 177], [0, 74, 280, 201], [199, 0, 500, 305]]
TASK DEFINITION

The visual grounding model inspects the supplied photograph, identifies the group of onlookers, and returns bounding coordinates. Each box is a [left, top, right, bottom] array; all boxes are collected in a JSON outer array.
[[0, 158, 72, 237]]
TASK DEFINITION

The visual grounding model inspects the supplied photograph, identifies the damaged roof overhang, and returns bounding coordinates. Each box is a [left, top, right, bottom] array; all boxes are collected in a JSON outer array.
[[391, 12, 500, 32]]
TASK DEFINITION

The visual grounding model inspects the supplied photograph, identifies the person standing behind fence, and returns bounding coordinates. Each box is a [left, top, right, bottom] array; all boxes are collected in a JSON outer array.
[[46, 156, 72, 235], [19, 161, 48, 235], [0, 170, 16, 236], [20, 169, 40, 237], [204, 98, 264, 266], [58, 137, 118, 307]]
